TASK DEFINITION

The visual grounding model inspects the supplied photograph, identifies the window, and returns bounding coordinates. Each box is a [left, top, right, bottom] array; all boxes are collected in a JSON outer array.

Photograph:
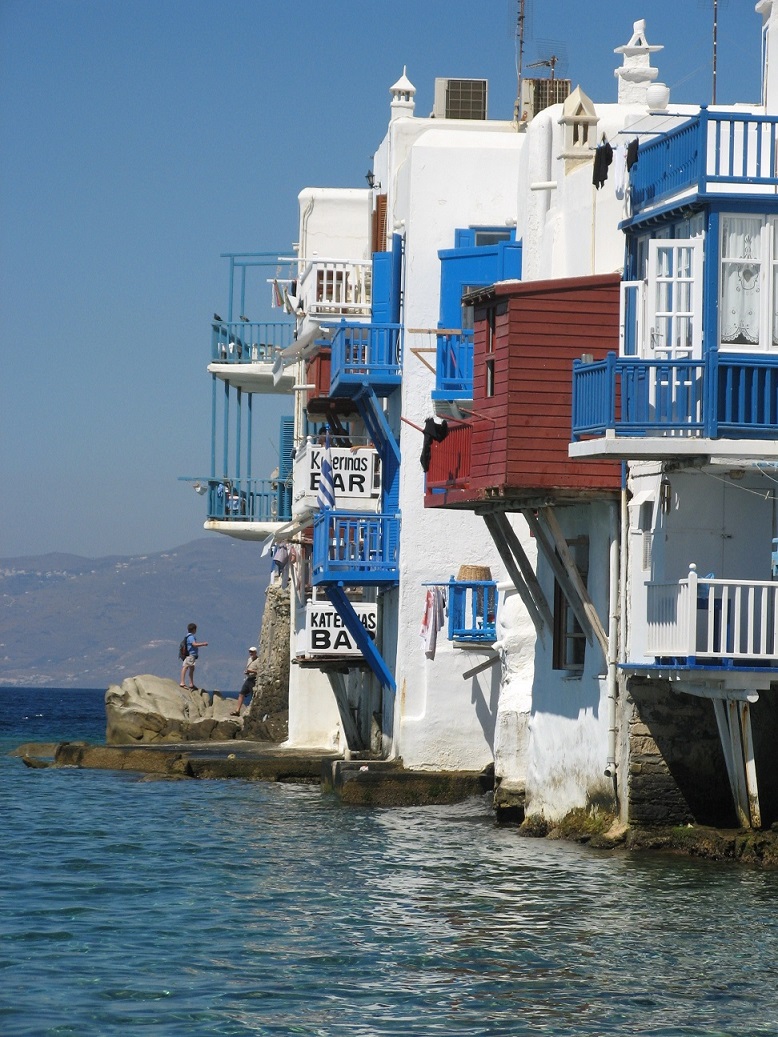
[[719, 214, 778, 351], [460, 284, 484, 331], [485, 306, 496, 397], [552, 537, 589, 672], [721, 216, 761, 347], [473, 229, 512, 247]]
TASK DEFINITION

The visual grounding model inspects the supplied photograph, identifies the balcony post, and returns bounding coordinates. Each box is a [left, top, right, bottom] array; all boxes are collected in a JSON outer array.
[[686, 563, 698, 663], [704, 349, 718, 438], [607, 352, 617, 430], [698, 106, 709, 195]]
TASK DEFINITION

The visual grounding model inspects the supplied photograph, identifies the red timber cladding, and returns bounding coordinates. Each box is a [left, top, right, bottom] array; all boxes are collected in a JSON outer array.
[[306, 350, 331, 400], [469, 274, 622, 495]]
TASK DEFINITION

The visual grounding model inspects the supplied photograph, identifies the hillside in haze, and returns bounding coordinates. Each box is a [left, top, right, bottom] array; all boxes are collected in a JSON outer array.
[[0, 538, 273, 690]]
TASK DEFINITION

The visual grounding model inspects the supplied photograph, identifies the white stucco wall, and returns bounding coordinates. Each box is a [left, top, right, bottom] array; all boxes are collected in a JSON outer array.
[[523, 501, 616, 819], [296, 188, 373, 261], [375, 116, 540, 770]]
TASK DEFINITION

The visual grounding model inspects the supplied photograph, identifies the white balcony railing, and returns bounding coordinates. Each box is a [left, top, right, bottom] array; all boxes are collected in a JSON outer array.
[[646, 564, 778, 664], [297, 258, 372, 319]]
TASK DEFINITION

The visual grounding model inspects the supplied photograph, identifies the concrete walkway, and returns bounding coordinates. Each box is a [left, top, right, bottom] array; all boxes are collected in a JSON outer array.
[[10, 740, 494, 807]]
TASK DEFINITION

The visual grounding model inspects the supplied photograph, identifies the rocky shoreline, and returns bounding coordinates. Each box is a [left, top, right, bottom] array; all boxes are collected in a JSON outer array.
[[9, 736, 778, 868]]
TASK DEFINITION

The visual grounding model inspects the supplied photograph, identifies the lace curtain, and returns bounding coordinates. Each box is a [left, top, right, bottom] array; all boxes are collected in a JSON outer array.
[[720, 216, 762, 346]]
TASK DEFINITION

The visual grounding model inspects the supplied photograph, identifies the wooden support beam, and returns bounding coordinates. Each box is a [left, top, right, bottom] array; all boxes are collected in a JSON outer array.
[[482, 512, 546, 643], [530, 507, 610, 660], [738, 700, 762, 829], [522, 508, 596, 649], [327, 670, 364, 751], [462, 654, 500, 680], [491, 511, 553, 629]]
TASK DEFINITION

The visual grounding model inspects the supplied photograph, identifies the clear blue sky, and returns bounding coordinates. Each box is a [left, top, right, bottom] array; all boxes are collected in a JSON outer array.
[[0, 0, 762, 558]]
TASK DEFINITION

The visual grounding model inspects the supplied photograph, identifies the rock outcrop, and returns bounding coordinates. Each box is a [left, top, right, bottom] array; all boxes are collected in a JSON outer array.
[[242, 581, 290, 742], [105, 674, 242, 744]]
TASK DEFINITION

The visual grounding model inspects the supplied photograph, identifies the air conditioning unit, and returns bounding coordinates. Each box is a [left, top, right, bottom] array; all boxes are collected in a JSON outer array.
[[433, 78, 488, 120], [521, 77, 571, 120]]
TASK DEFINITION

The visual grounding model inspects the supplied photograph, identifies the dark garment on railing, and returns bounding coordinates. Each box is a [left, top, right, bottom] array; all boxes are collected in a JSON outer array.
[[626, 138, 639, 171], [592, 141, 613, 189], [420, 418, 449, 471]]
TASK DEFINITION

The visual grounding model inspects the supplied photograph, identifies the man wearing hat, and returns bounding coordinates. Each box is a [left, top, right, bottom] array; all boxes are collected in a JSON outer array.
[[231, 645, 259, 716]]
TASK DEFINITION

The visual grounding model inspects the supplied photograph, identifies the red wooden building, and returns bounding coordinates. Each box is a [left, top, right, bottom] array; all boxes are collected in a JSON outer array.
[[425, 274, 622, 509]]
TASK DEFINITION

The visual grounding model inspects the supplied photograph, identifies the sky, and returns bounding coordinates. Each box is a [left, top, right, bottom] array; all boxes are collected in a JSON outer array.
[[0, 0, 763, 559]]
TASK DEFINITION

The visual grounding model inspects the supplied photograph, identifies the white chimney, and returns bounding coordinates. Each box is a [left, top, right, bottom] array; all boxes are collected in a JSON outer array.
[[614, 19, 663, 106], [390, 66, 416, 121]]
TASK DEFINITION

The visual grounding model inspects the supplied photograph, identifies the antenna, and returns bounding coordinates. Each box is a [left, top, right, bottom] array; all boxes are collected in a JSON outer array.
[[527, 55, 559, 82], [514, 0, 527, 123], [698, 0, 729, 104]]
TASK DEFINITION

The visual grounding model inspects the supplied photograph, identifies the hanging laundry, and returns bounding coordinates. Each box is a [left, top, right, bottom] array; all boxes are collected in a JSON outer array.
[[613, 143, 627, 199], [626, 138, 639, 171], [419, 586, 447, 659], [419, 417, 449, 471], [592, 139, 613, 190], [272, 279, 284, 308]]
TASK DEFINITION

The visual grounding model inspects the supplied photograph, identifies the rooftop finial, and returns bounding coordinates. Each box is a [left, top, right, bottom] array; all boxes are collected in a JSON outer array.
[[614, 18, 663, 105]]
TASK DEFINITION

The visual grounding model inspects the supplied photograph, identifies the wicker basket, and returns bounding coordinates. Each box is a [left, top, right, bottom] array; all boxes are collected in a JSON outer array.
[[457, 564, 492, 582]]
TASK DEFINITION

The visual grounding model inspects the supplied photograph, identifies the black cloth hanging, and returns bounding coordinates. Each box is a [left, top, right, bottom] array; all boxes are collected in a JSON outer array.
[[592, 140, 613, 189], [419, 418, 449, 472], [626, 137, 639, 171]]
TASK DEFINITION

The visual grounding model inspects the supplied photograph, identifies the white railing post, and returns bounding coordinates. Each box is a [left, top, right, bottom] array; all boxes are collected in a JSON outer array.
[[685, 563, 698, 659]]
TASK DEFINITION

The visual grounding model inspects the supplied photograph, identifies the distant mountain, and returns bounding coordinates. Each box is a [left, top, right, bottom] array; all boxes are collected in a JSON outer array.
[[0, 538, 274, 690]]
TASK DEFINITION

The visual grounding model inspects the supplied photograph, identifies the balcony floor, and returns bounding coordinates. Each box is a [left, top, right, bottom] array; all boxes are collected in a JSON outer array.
[[622, 662, 776, 697], [207, 362, 296, 393], [570, 435, 778, 463], [204, 519, 287, 541]]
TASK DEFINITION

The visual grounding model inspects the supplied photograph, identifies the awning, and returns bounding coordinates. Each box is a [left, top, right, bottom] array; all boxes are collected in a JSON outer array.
[[260, 511, 313, 555], [272, 321, 331, 384], [627, 488, 655, 530]]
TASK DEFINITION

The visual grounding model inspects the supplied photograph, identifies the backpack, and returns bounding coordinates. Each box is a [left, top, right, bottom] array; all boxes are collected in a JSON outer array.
[[179, 637, 189, 661]]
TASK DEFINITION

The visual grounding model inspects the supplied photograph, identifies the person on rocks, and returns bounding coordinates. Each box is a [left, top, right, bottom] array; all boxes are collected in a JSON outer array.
[[270, 543, 289, 587], [231, 645, 259, 715], [180, 622, 208, 690]]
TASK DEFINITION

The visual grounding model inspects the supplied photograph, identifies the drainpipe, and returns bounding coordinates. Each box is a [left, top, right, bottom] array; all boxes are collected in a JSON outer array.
[[605, 494, 622, 782]]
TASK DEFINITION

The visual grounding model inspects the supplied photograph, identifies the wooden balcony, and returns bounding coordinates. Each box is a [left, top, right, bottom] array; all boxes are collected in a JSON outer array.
[[311, 511, 400, 586], [447, 579, 497, 643], [297, 258, 372, 320], [645, 565, 778, 668], [430, 331, 474, 405], [424, 424, 473, 508], [208, 320, 296, 392], [630, 110, 778, 218], [328, 322, 402, 399], [571, 352, 778, 460]]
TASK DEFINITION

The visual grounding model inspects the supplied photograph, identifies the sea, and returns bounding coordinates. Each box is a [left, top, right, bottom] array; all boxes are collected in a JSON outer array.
[[3, 688, 778, 1037]]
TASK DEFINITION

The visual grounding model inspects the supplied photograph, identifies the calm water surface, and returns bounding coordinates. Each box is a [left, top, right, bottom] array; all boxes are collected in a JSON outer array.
[[2, 688, 778, 1036]]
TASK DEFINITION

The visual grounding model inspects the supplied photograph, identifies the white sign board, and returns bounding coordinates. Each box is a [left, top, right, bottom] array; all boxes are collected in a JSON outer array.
[[293, 443, 380, 516], [301, 602, 378, 656]]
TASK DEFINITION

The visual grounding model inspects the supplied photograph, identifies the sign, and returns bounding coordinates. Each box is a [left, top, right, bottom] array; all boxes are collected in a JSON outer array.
[[293, 442, 381, 517], [308, 446, 375, 497], [302, 602, 378, 656]]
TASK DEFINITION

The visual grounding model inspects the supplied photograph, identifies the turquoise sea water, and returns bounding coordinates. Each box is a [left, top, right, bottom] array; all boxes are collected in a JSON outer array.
[[3, 688, 778, 1037]]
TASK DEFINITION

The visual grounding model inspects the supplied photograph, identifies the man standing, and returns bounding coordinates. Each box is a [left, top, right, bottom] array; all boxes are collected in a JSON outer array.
[[231, 646, 259, 715], [180, 623, 208, 690]]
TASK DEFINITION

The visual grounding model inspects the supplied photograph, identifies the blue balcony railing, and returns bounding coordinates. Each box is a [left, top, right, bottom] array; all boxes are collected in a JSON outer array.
[[631, 110, 778, 215], [572, 352, 778, 440], [448, 579, 497, 643], [206, 478, 292, 523], [211, 321, 295, 363], [312, 511, 400, 584], [329, 321, 402, 398], [431, 331, 474, 400]]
